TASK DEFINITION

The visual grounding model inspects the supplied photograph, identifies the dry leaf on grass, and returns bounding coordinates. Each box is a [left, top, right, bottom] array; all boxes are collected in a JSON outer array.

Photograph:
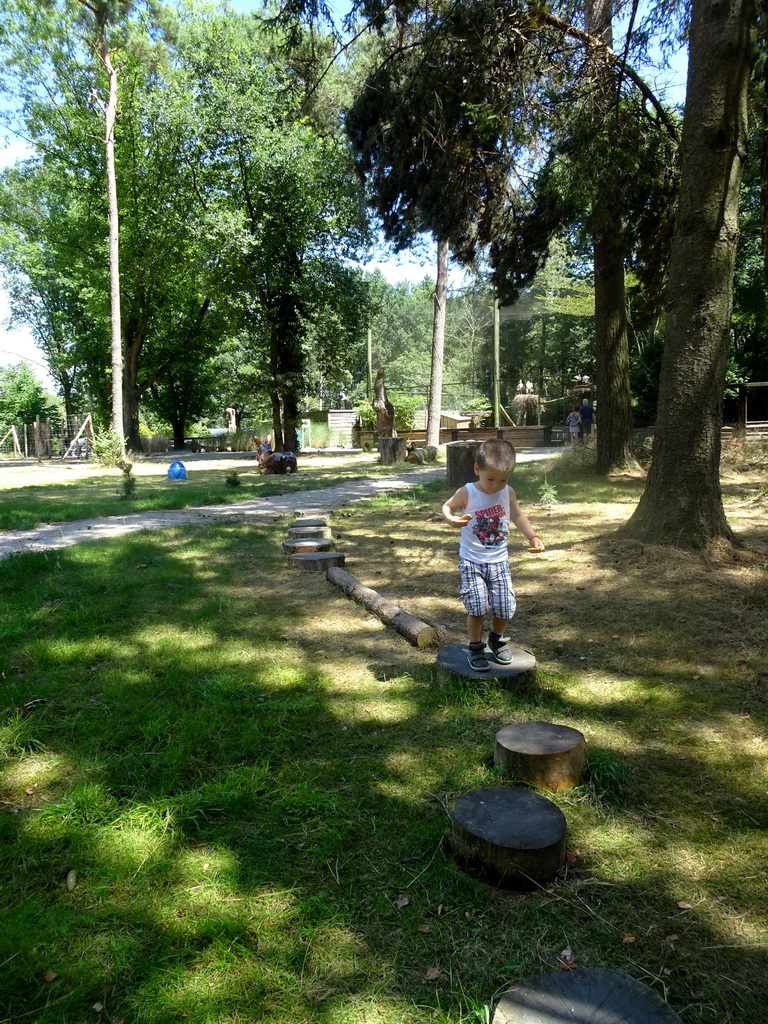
[[559, 947, 577, 969], [418, 924, 430, 933], [394, 894, 409, 909], [65, 869, 77, 891], [43, 969, 58, 983], [623, 933, 636, 943], [425, 967, 441, 981]]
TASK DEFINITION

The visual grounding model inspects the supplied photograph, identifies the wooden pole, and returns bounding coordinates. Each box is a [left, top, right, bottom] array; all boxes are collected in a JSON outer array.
[[493, 294, 500, 429], [367, 327, 373, 401], [326, 567, 439, 648]]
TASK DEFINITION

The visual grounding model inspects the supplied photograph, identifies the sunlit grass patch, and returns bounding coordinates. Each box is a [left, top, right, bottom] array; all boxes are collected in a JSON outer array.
[[0, 469, 767, 1022]]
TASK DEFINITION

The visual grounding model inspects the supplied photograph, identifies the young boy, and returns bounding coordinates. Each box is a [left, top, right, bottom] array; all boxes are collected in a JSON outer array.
[[441, 439, 543, 671]]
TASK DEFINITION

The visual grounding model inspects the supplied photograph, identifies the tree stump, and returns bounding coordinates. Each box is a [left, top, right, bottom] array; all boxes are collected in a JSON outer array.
[[292, 516, 328, 528], [379, 437, 407, 465], [290, 551, 345, 571], [437, 644, 536, 690], [452, 787, 566, 888], [492, 968, 684, 1023], [446, 440, 481, 488], [373, 368, 395, 438], [287, 526, 332, 540], [494, 721, 587, 792], [282, 538, 335, 555]]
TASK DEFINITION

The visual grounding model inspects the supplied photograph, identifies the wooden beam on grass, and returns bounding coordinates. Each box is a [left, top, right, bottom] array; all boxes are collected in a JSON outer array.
[[326, 566, 439, 648]]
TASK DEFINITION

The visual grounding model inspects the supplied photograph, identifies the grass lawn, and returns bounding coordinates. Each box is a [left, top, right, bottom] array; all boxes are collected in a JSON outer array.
[[0, 452, 424, 531], [0, 453, 767, 1023]]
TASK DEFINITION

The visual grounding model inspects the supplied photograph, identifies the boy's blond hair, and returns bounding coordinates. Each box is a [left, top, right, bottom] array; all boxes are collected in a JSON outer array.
[[476, 438, 516, 473]]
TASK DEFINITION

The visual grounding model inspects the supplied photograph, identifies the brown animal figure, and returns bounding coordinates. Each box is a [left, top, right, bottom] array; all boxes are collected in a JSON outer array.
[[253, 436, 298, 475]]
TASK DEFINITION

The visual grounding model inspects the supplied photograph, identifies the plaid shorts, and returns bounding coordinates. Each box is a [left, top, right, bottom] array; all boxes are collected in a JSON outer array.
[[458, 559, 516, 619]]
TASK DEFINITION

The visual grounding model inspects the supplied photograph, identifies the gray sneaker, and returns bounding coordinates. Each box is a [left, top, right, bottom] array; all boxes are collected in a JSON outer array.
[[467, 642, 490, 671], [488, 633, 513, 664]]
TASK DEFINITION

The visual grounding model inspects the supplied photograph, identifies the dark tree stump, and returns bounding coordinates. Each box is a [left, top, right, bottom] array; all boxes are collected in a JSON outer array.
[[452, 787, 566, 888], [446, 440, 481, 488], [437, 644, 536, 690], [287, 526, 332, 540], [290, 551, 345, 571], [494, 721, 587, 792], [379, 437, 407, 465], [282, 538, 335, 555], [493, 968, 683, 1023]]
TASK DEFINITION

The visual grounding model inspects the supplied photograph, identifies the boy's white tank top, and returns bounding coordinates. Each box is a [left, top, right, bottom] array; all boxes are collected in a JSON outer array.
[[459, 482, 510, 564]]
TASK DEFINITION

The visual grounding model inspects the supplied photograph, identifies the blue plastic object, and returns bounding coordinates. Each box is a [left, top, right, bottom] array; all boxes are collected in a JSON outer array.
[[167, 461, 188, 481]]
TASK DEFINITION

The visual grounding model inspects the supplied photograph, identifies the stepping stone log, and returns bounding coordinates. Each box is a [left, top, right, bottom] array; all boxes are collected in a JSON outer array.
[[288, 525, 333, 540], [282, 538, 335, 555], [437, 644, 536, 688], [379, 436, 407, 464], [291, 551, 345, 571], [494, 721, 587, 792], [492, 967, 684, 1023], [291, 517, 328, 528], [451, 786, 566, 888]]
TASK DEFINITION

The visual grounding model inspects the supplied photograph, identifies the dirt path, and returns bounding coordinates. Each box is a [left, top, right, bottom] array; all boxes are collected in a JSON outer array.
[[0, 465, 447, 561]]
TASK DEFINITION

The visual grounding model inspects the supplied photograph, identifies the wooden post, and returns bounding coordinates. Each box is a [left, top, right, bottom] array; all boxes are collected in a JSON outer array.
[[446, 440, 481, 489], [379, 436, 407, 465], [34, 416, 42, 462], [493, 293, 500, 429]]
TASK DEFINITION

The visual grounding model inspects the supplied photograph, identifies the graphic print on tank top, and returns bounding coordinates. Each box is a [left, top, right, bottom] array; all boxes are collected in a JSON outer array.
[[474, 502, 508, 548]]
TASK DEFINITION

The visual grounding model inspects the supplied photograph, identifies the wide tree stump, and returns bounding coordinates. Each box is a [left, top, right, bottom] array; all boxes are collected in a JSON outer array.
[[326, 566, 438, 648], [292, 516, 328, 528], [290, 551, 345, 571], [379, 436, 407, 465], [282, 538, 335, 555], [437, 644, 536, 689], [452, 787, 566, 888], [287, 526, 332, 540], [494, 721, 587, 792], [493, 968, 683, 1023], [446, 440, 481, 488]]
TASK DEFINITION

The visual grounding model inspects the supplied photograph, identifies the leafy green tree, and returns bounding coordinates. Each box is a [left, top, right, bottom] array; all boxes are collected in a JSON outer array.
[[0, 362, 57, 424], [177, 12, 370, 451]]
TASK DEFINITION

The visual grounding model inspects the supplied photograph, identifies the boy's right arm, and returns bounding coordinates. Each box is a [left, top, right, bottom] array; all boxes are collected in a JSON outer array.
[[441, 487, 471, 527]]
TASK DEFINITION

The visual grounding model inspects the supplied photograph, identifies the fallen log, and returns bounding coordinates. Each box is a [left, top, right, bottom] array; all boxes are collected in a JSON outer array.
[[326, 566, 439, 648], [405, 445, 439, 464]]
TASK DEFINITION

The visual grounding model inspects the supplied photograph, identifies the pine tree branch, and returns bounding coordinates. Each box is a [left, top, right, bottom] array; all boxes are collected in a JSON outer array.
[[531, 5, 680, 144]]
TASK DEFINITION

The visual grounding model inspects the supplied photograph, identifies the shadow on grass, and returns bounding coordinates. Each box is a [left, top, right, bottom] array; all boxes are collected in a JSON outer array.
[[0, 515, 766, 1023]]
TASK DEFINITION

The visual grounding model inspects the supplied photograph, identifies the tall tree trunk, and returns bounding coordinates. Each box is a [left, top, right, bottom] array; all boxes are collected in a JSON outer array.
[[624, 0, 756, 546], [593, 230, 634, 471], [270, 390, 284, 451], [97, 9, 124, 449], [426, 236, 448, 447], [122, 320, 146, 452], [585, 0, 635, 474]]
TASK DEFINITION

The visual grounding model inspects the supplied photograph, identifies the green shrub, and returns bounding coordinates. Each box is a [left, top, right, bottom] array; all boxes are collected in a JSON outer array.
[[93, 428, 125, 468]]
